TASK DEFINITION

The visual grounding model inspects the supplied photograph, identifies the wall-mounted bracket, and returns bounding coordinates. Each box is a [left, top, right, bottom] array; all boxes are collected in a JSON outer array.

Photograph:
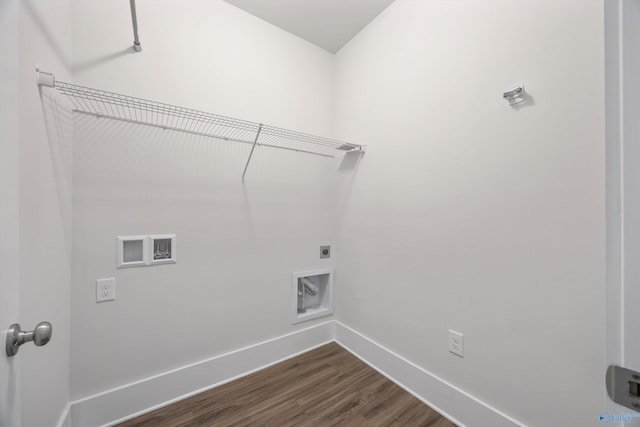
[[36, 68, 56, 88], [337, 143, 364, 152], [503, 84, 525, 105]]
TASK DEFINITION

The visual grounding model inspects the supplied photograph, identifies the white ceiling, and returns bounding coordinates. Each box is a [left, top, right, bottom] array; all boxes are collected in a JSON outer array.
[[223, 0, 396, 53]]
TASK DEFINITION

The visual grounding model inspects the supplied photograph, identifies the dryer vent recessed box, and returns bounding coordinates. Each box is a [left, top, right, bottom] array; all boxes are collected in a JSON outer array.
[[292, 267, 334, 324]]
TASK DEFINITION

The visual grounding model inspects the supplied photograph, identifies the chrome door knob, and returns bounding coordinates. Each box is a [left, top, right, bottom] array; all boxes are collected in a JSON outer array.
[[6, 321, 53, 357], [32, 322, 52, 346]]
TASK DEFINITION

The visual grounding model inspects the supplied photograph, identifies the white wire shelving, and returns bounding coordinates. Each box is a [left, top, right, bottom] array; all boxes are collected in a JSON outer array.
[[36, 70, 363, 180]]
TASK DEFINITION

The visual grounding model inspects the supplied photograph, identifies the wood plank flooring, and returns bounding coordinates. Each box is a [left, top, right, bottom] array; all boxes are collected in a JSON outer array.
[[117, 343, 456, 427]]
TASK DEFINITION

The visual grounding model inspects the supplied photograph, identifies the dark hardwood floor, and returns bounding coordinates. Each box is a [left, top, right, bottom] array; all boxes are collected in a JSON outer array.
[[117, 342, 456, 427]]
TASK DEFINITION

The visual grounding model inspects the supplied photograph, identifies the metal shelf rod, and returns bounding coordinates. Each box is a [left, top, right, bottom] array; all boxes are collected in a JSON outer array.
[[129, 0, 142, 52]]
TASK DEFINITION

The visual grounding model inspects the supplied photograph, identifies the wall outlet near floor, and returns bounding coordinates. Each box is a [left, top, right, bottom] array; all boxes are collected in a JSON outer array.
[[96, 278, 116, 302], [449, 330, 464, 357]]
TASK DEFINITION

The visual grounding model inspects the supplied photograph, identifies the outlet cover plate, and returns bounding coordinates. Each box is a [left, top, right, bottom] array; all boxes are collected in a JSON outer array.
[[449, 330, 463, 357], [320, 245, 331, 259], [96, 278, 116, 302]]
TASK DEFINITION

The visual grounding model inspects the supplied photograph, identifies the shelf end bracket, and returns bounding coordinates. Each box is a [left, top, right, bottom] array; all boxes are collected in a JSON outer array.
[[35, 68, 55, 88]]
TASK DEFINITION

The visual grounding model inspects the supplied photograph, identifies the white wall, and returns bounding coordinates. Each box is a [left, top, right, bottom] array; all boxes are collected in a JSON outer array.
[[16, 0, 74, 426], [333, 1, 605, 426], [63, 1, 610, 425], [70, 0, 338, 400]]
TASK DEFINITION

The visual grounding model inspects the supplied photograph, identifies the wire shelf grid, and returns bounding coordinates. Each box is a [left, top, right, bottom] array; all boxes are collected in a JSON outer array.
[[54, 81, 361, 160]]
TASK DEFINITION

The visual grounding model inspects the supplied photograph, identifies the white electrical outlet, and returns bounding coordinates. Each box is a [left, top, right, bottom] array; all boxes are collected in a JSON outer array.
[[96, 278, 116, 302], [449, 330, 464, 357]]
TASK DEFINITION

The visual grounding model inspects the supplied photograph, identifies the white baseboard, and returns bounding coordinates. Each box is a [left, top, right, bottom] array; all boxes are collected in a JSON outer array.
[[67, 320, 524, 427], [69, 321, 334, 427], [334, 321, 525, 427], [56, 404, 72, 427]]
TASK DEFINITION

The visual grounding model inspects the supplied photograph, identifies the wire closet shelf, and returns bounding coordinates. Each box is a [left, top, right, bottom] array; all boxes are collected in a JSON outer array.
[[36, 70, 363, 180]]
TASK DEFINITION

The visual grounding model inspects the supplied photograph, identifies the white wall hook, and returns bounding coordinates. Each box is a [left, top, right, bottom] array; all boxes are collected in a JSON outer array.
[[503, 84, 525, 105]]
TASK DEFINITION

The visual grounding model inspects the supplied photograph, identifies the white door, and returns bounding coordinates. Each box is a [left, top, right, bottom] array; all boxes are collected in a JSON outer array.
[[621, 0, 640, 373], [606, 0, 640, 425], [0, 0, 21, 425], [1, 1, 74, 425]]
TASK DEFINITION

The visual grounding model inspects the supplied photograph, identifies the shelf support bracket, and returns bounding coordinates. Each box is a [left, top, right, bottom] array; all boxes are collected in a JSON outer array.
[[36, 68, 56, 88], [242, 124, 263, 182]]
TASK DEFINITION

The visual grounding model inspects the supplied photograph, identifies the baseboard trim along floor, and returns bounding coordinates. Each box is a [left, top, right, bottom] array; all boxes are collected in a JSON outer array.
[[68, 321, 335, 427], [64, 320, 524, 427], [56, 403, 72, 427], [333, 321, 525, 427]]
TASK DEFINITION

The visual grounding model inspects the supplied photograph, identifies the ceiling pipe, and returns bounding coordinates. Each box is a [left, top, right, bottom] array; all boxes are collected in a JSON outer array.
[[129, 0, 142, 52]]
